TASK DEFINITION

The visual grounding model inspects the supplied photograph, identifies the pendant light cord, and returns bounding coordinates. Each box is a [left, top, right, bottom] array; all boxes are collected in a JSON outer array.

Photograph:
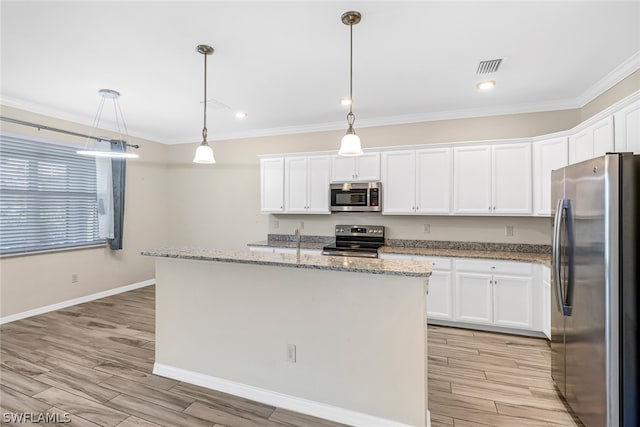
[[202, 50, 208, 142], [347, 21, 355, 128]]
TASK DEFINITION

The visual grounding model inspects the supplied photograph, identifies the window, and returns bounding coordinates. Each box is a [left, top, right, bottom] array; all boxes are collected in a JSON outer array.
[[0, 133, 104, 255]]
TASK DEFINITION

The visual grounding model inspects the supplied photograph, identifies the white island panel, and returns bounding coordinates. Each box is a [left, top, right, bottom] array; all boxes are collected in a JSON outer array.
[[149, 253, 429, 427]]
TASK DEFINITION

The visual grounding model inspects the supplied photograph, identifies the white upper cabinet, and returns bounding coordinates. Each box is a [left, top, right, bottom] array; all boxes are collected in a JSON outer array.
[[454, 143, 532, 215], [260, 157, 284, 213], [306, 156, 331, 213], [284, 155, 330, 214], [381, 150, 416, 214], [382, 148, 453, 214], [453, 145, 492, 214], [284, 156, 308, 213], [533, 137, 568, 216], [492, 143, 532, 215], [416, 148, 452, 214], [330, 152, 380, 182], [569, 116, 614, 164], [614, 98, 640, 154]]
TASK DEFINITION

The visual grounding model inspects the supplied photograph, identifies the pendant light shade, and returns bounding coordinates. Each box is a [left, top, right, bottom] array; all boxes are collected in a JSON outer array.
[[193, 44, 216, 164], [338, 115, 363, 156], [338, 11, 363, 157], [193, 142, 215, 163]]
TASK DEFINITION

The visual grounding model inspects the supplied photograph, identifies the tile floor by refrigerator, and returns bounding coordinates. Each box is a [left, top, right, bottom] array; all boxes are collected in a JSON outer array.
[[0, 286, 581, 427]]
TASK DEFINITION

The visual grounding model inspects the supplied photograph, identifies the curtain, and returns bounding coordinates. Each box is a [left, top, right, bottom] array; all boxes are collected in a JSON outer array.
[[95, 141, 114, 240], [110, 140, 127, 250]]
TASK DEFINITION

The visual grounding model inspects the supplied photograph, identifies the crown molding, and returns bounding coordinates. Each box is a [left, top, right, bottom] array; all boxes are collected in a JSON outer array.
[[4, 51, 639, 145], [575, 50, 640, 107], [163, 98, 579, 145]]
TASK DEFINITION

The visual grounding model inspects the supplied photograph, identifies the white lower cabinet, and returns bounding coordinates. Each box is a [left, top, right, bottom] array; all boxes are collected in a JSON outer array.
[[454, 272, 493, 324], [453, 259, 536, 333], [542, 265, 551, 339], [492, 275, 533, 329]]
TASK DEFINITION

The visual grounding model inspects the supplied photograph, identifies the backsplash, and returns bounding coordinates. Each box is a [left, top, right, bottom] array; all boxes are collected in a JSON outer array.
[[269, 214, 552, 245]]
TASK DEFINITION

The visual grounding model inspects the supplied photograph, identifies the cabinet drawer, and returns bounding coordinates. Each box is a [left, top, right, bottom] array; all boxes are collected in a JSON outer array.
[[455, 258, 533, 275], [413, 256, 452, 270]]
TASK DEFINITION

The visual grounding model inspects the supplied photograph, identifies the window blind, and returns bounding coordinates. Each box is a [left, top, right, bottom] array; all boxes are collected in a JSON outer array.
[[0, 134, 104, 255]]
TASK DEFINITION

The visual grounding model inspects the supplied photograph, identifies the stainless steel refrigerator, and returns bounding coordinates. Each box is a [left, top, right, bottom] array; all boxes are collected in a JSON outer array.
[[551, 153, 639, 427]]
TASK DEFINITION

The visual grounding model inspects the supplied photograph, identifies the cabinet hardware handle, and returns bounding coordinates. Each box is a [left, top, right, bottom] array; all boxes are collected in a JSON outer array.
[[493, 206, 496, 211], [489, 206, 491, 211]]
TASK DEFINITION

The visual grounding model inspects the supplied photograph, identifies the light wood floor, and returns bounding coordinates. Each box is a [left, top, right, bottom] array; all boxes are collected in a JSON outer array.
[[0, 286, 581, 427]]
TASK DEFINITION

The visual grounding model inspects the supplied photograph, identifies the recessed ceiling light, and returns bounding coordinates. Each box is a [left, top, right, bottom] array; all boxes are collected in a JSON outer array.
[[340, 98, 352, 106], [476, 80, 496, 90], [235, 111, 247, 119]]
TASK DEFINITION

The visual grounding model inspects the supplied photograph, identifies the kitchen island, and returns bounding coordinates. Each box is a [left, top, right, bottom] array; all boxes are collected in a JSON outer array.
[[142, 248, 431, 427]]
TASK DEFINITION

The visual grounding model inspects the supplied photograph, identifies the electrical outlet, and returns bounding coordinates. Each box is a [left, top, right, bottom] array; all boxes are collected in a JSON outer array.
[[505, 225, 514, 237], [71, 273, 79, 284], [286, 344, 296, 363], [299, 221, 304, 230], [423, 224, 431, 234], [274, 219, 279, 229]]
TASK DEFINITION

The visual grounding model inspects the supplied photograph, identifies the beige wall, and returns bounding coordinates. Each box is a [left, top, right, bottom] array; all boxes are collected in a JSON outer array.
[[2, 69, 638, 318], [581, 69, 640, 121], [0, 106, 170, 318], [166, 109, 582, 249]]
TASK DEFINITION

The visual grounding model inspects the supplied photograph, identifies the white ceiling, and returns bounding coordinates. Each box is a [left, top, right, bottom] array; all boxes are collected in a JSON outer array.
[[2, 1, 640, 145]]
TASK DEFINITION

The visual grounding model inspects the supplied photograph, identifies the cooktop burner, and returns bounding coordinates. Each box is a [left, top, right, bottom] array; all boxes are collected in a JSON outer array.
[[322, 225, 385, 258]]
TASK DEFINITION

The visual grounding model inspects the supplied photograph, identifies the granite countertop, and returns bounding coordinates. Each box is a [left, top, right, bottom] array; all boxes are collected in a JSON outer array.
[[142, 248, 431, 277], [377, 246, 551, 266], [247, 235, 551, 266], [248, 240, 327, 250]]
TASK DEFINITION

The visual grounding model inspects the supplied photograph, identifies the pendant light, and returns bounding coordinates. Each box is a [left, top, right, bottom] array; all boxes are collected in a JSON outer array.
[[338, 11, 363, 157], [76, 89, 139, 159], [193, 44, 216, 164]]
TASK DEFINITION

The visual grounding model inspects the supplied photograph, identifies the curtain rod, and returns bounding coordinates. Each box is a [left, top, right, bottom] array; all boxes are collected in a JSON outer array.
[[0, 116, 140, 149]]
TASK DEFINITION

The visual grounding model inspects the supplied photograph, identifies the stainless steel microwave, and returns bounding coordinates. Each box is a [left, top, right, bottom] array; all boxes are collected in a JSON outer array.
[[330, 182, 381, 212]]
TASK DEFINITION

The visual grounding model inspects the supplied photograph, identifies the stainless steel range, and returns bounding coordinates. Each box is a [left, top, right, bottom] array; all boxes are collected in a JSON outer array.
[[322, 225, 385, 258]]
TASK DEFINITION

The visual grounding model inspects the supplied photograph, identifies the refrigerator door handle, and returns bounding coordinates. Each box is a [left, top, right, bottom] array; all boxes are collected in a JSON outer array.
[[552, 198, 564, 315], [553, 198, 573, 316]]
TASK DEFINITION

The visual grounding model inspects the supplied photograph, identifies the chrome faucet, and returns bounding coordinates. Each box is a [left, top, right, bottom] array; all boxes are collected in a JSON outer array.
[[294, 228, 301, 256]]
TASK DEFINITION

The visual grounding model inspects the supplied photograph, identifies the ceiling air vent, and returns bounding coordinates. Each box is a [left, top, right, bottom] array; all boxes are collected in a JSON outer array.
[[476, 58, 503, 74]]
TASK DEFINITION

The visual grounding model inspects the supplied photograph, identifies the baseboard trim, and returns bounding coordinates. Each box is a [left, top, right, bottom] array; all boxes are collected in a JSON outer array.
[[0, 279, 155, 324], [154, 363, 427, 427]]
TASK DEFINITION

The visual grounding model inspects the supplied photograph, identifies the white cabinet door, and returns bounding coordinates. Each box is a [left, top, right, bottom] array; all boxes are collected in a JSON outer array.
[[614, 99, 640, 154], [331, 156, 356, 182], [330, 152, 380, 182], [355, 152, 381, 181], [284, 156, 308, 213], [416, 148, 452, 214], [306, 155, 330, 213], [492, 274, 533, 329], [542, 265, 551, 339], [260, 157, 284, 213], [454, 272, 493, 324], [427, 270, 454, 320], [381, 150, 416, 214], [592, 116, 614, 157], [533, 137, 568, 216], [453, 145, 492, 214], [569, 128, 593, 164], [492, 143, 532, 215]]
